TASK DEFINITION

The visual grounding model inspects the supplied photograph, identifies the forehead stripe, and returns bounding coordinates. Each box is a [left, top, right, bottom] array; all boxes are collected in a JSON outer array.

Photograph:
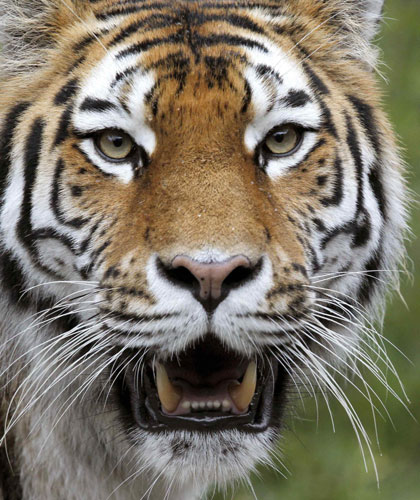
[[117, 31, 268, 59], [279, 89, 311, 108], [80, 98, 118, 113], [110, 12, 266, 49], [95, 2, 173, 21], [109, 14, 177, 47], [54, 78, 79, 106], [97, 2, 285, 20]]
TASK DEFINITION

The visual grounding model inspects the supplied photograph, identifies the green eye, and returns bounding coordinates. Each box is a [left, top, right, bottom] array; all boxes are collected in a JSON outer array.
[[95, 129, 135, 160], [264, 125, 302, 156]]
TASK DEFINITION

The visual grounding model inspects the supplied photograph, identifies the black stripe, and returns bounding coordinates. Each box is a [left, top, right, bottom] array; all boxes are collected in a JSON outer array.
[[17, 118, 45, 255], [318, 99, 338, 138], [347, 95, 380, 152], [347, 94, 386, 218], [90, 239, 112, 270], [72, 144, 112, 177], [30, 227, 77, 252], [54, 79, 79, 106], [302, 61, 329, 95], [293, 138, 326, 170], [351, 209, 371, 248], [0, 250, 31, 308], [193, 33, 268, 52], [97, 1, 285, 21], [66, 55, 86, 74], [73, 34, 97, 52], [320, 156, 343, 206], [101, 307, 176, 323], [358, 249, 382, 305], [345, 113, 364, 215], [53, 105, 73, 148], [0, 102, 31, 201], [79, 218, 102, 255], [147, 51, 190, 70], [204, 56, 231, 88], [117, 32, 184, 58], [96, 2, 173, 21], [241, 78, 252, 114], [112, 66, 138, 87], [109, 14, 177, 46], [51, 159, 89, 228], [255, 64, 283, 85], [117, 31, 268, 59], [196, 2, 285, 10], [368, 164, 386, 218], [280, 89, 311, 108], [321, 211, 372, 250], [80, 98, 118, 113]]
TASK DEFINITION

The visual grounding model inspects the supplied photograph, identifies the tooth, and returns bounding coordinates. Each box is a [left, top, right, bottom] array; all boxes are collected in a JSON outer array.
[[207, 401, 214, 409], [229, 361, 257, 412], [155, 363, 182, 413], [222, 400, 231, 410], [181, 401, 191, 410], [199, 402, 206, 409], [192, 402, 199, 410], [213, 400, 221, 409]]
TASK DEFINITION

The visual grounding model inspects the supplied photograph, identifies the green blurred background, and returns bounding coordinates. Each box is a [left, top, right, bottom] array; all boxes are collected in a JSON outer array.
[[214, 1, 420, 498]]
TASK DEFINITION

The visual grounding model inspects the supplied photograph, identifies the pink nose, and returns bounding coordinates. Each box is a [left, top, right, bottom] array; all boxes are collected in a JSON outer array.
[[162, 255, 256, 312]]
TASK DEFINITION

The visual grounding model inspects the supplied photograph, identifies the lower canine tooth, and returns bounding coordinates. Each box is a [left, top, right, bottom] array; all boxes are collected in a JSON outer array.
[[155, 363, 182, 413], [229, 361, 257, 412]]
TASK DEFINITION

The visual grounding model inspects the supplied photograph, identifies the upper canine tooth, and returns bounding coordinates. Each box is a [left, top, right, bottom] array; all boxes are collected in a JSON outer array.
[[155, 363, 182, 413], [229, 361, 257, 412]]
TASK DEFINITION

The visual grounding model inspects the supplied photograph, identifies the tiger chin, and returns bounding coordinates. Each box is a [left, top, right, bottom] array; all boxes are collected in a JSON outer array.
[[0, 0, 408, 499]]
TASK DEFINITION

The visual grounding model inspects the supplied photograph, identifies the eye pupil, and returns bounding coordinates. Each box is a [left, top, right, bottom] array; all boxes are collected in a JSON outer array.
[[273, 132, 286, 143], [263, 125, 302, 157], [112, 137, 123, 148]]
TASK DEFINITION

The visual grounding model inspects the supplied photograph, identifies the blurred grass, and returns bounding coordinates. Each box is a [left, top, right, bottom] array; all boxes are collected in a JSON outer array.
[[213, 1, 420, 498]]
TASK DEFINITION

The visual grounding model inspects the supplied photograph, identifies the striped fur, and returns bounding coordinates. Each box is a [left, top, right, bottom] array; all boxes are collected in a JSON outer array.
[[0, 1, 408, 499]]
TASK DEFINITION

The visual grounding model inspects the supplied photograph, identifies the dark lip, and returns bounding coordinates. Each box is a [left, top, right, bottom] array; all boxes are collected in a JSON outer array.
[[117, 337, 288, 434]]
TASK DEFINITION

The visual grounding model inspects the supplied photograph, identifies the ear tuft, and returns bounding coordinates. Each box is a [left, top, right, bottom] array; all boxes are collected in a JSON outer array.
[[0, 0, 89, 77], [322, 0, 385, 67], [354, 0, 385, 41]]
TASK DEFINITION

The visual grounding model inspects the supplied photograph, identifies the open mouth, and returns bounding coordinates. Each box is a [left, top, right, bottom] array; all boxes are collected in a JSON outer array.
[[119, 336, 288, 433]]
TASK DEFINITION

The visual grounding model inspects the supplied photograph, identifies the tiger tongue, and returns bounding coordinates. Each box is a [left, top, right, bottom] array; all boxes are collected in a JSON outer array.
[[155, 363, 257, 416]]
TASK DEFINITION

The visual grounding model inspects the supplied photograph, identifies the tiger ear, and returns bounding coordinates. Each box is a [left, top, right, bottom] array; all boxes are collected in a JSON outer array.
[[0, 0, 91, 76], [355, 0, 385, 41]]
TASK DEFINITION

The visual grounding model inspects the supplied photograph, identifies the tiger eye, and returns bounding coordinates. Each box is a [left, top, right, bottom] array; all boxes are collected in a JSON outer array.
[[96, 130, 135, 160], [264, 125, 302, 156]]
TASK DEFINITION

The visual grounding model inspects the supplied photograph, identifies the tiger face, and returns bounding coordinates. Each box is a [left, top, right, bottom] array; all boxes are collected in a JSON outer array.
[[0, 0, 407, 498]]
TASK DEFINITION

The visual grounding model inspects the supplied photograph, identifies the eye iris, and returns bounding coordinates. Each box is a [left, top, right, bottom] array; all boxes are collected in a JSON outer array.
[[98, 131, 134, 160], [265, 126, 299, 155]]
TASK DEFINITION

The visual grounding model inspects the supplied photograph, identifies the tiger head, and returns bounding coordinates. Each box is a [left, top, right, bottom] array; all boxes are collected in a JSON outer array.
[[0, 0, 407, 497]]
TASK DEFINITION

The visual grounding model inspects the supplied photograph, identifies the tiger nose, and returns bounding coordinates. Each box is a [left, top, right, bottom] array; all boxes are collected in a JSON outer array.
[[162, 255, 255, 313]]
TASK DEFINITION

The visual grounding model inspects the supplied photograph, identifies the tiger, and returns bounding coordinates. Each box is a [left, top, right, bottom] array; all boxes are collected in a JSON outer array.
[[0, 0, 408, 499]]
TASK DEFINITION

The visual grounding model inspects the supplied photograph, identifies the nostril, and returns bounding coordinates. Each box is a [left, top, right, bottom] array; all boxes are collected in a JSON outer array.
[[158, 261, 197, 290], [223, 266, 254, 288]]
